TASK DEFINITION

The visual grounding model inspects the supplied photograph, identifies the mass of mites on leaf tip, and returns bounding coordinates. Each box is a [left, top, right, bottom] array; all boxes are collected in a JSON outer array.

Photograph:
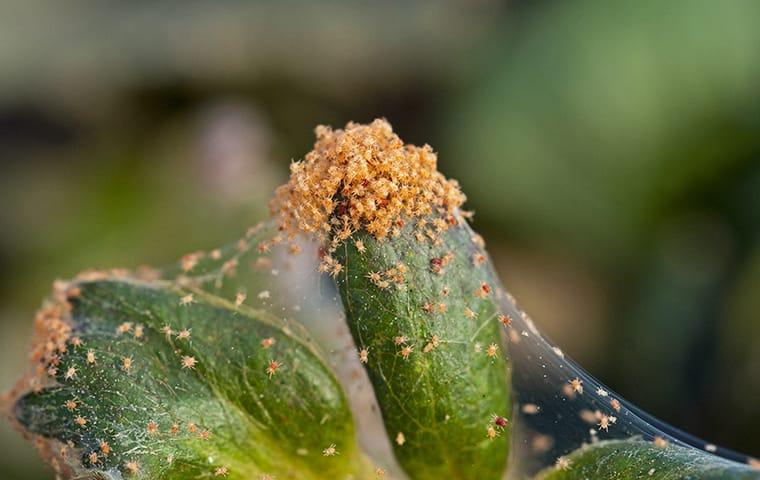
[[269, 119, 467, 267]]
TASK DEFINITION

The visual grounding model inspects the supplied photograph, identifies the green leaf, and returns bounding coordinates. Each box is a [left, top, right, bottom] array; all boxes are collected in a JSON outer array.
[[11, 278, 365, 480], [537, 440, 760, 479], [332, 215, 511, 480]]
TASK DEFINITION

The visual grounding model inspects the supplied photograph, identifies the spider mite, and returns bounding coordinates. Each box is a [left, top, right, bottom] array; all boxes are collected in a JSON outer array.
[[121, 356, 133, 372], [598, 414, 610, 432], [492, 414, 509, 430], [498, 314, 512, 327], [422, 335, 440, 353], [555, 457, 572, 471], [358, 348, 369, 364], [116, 322, 133, 335], [330, 262, 344, 278], [366, 271, 382, 283], [399, 345, 413, 359], [654, 436, 669, 448], [322, 443, 338, 456], [430, 257, 443, 274], [266, 360, 282, 378], [568, 377, 583, 394], [147, 421, 158, 435], [474, 282, 491, 298], [181, 355, 197, 369], [124, 460, 140, 474]]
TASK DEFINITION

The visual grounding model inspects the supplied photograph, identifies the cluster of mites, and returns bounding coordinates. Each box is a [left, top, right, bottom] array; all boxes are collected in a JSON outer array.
[[161, 238, 399, 478], [250, 207, 472, 283], [24, 284, 225, 476], [31, 226, 758, 476], [316, 211, 470, 276], [180, 220, 513, 457], [306, 220, 670, 471], [18, 270, 298, 478], [230, 219, 515, 447], [269, 119, 467, 245]]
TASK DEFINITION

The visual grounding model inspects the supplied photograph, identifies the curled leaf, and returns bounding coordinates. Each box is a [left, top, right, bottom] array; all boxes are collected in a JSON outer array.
[[8, 278, 364, 480], [333, 218, 511, 479], [537, 440, 760, 479]]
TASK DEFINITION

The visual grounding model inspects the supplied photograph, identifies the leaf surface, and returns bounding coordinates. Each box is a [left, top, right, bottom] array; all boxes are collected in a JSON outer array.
[[12, 278, 364, 480]]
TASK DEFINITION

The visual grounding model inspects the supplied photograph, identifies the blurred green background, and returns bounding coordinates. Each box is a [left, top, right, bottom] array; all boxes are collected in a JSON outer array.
[[1, 1, 759, 478]]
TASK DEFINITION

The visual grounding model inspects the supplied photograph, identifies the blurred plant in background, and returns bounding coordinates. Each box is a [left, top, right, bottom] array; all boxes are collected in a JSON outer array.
[[0, 0, 758, 478]]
